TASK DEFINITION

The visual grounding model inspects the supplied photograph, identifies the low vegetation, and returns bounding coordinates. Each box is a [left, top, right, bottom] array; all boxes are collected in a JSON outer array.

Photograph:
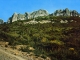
[[0, 16, 80, 60]]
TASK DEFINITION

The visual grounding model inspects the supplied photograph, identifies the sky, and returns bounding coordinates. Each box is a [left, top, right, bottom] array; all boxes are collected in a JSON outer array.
[[0, 0, 80, 22]]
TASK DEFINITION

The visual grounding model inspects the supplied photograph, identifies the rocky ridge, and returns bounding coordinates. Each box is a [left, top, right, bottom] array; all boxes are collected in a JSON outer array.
[[8, 9, 49, 23], [8, 8, 80, 23], [52, 8, 80, 16], [0, 8, 80, 24]]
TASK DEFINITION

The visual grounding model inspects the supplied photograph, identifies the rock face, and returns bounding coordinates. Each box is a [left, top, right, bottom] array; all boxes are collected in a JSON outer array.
[[53, 8, 80, 16], [8, 12, 30, 23], [0, 19, 3, 24], [30, 9, 48, 18], [8, 9, 49, 23], [7, 8, 80, 23]]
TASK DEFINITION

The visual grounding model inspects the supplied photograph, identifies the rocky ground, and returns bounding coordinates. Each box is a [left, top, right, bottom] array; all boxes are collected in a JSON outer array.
[[0, 46, 26, 60], [0, 42, 51, 60]]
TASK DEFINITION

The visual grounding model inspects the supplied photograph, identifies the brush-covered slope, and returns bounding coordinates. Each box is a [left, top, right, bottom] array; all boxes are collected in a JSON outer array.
[[0, 16, 80, 60]]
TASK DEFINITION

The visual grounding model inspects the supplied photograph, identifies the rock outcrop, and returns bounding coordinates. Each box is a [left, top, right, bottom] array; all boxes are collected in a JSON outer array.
[[7, 8, 80, 23], [8, 12, 30, 23], [8, 9, 49, 23], [0, 19, 3, 24], [30, 9, 48, 18], [53, 8, 80, 16]]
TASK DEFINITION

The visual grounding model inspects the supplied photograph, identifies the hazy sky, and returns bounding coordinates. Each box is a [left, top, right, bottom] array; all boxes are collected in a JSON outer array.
[[0, 0, 80, 22]]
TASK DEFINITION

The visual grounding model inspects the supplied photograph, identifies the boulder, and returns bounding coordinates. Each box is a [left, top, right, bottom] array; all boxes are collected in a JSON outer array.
[[28, 47, 35, 51], [15, 45, 27, 50]]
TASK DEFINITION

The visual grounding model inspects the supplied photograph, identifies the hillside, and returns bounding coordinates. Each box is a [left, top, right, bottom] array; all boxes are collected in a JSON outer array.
[[0, 8, 80, 60], [0, 15, 80, 60]]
